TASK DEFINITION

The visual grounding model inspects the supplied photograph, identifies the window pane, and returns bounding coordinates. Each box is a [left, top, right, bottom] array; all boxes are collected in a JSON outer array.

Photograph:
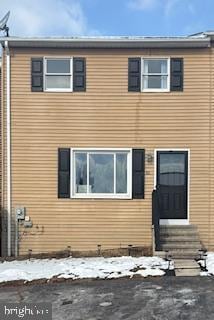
[[75, 153, 87, 193], [47, 59, 70, 73], [46, 75, 71, 89], [144, 75, 167, 89], [89, 154, 114, 193], [159, 153, 185, 186], [144, 59, 167, 74], [116, 154, 127, 193]]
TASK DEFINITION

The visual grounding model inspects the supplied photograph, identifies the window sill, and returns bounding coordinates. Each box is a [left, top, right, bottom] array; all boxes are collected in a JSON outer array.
[[44, 89, 73, 92], [141, 89, 170, 93], [71, 194, 132, 200]]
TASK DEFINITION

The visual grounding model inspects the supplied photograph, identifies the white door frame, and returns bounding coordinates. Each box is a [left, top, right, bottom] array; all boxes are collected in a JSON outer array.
[[154, 148, 190, 225]]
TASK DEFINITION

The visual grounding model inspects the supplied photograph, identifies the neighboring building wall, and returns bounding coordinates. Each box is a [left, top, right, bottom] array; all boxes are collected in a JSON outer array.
[[0, 59, 1, 255], [2, 46, 214, 255], [210, 46, 214, 249]]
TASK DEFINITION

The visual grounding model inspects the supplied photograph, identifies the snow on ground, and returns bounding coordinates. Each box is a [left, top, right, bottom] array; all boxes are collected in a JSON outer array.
[[0, 256, 171, 283], [198, 252, 214, 276]]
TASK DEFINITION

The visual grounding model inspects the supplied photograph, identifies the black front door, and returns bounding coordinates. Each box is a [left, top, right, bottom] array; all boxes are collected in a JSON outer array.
[[157, 151, 188, 219]]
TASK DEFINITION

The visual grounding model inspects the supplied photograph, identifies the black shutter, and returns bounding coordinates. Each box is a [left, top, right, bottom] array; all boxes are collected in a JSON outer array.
[[31, 58, 43, 92], [132, 149, 145, 199], [170, 58, 183, 91], [73, 57, 86, 91], [128, 58, 141, 92], [58, 148, 70, 198]]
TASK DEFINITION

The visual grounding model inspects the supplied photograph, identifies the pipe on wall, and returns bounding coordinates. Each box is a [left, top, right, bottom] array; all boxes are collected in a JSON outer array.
[[5, 40, 11, 256]]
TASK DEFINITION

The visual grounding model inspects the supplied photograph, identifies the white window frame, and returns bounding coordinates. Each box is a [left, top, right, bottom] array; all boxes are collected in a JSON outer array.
[[141, 57, 170, 93], [44, 57, 73, 92], [70, 148, 132, 199]]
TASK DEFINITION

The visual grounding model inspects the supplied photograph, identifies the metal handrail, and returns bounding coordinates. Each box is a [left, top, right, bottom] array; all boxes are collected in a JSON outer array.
[[152, 188, 161, 251]]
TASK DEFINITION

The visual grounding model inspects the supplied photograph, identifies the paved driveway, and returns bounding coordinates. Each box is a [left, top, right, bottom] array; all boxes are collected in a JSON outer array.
[[0, 277, 213, 320]]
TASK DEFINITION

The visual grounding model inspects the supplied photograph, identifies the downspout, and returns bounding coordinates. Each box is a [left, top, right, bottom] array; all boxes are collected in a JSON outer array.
[[5, 40, 11, 256]]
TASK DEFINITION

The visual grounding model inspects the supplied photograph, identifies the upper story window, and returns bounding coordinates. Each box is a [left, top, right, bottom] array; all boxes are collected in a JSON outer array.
[[128, 57, 183, 93], [142, 58, 170, 92], [44, 58, 73, 91], [31, 57, 86, 92]]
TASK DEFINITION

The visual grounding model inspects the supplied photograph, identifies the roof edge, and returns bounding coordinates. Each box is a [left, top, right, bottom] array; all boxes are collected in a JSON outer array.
[[0, 36, 210, 49]]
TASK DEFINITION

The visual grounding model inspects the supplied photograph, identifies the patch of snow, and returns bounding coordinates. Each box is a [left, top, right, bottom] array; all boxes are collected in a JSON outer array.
[[200, 271, 210, 276], [135, 268, 165, 277], [183, 299, 196, 306], [99, 302, 112, 307], [198, 252, 214, 276], [177, 288, 193, 294], [0, 256, 169, 283]]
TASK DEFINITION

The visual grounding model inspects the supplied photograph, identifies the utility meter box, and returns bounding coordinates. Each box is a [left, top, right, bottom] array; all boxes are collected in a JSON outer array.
[[15, 207, 25, 220]]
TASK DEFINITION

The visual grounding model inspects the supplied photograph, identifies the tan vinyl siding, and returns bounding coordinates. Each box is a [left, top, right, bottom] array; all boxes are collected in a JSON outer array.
[[209, 47, 214, 249], [2, 46, 214, 254]]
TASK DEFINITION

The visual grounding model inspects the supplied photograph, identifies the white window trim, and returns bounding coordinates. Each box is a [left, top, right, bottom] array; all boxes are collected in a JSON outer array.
[[70, 148, 132, 199], [44, 57, 73, 92], [141, 57, 170, 93]]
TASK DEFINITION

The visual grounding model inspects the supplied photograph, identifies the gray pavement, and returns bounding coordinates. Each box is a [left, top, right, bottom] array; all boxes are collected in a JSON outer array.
[[0, 277, 213, 320]]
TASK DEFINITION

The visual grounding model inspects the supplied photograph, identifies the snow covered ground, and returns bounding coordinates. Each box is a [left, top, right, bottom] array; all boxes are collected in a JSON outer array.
[[199, 252, 214, 276], [0, 256, 171, 283]]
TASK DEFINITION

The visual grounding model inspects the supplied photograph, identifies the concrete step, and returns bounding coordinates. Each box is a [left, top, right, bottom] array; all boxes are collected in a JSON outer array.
[[157, 224, 204, 260], [160, 228, 198, 233], [174, 259, 200, 269], [160, 225, 198, 236], [160, 232, 199, 239], [175, 268, 200, 276], [161, 243, 201, 250], [160, 226, 198, 232], [160, 236, 200, 243], [154, 250, 200, 260], [167, 250, 200, 259], [160, 229, 198, 234], [174, 259, 201, 276], [160, 225, 197, 230]]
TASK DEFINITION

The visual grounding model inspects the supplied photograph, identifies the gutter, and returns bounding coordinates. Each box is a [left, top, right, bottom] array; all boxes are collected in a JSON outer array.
[[5, 40, 11, 256], [0, 37, 211, 49]]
